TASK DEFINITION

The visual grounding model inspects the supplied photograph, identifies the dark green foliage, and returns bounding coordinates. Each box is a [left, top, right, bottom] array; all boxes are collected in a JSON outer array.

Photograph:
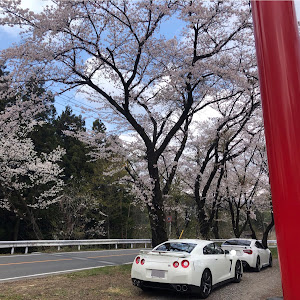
[[54, 106, 93, 180], [0, 67, 137, 241], [92, 119, 106, 133], [85, 159, 134, 239]]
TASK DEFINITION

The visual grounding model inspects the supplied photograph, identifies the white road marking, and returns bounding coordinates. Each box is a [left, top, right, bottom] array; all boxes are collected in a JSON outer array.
[[96, 261, 115, 265], [70, 257, 89, 261], [0, 265, 107, 282]]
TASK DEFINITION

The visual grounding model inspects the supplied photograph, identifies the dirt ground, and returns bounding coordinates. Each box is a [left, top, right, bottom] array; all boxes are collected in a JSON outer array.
[[0, 260, 283, 300]]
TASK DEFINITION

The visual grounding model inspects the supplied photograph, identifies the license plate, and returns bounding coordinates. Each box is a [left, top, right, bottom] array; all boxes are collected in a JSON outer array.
[[151, 269, 165, 278]]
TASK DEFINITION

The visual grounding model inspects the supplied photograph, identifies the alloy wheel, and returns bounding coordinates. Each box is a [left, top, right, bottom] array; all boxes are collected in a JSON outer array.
[[199, 269, 212, 299]]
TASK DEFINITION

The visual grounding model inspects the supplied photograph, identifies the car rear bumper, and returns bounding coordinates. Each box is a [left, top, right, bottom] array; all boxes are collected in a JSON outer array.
[[132, 278, 201, 294]]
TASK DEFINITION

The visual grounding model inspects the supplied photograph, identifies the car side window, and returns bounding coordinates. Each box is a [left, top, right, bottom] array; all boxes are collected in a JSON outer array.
[[257, 241, 265, 249], [255, 241, 263, 249], [215, 245, 224, 254], [203, 243, 217, 255]]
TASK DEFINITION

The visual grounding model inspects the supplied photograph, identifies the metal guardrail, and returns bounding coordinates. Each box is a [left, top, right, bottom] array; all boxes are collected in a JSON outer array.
[[0, 239, 152, 255], [210, 239, 278, 248], [0, 238, 277, 255]]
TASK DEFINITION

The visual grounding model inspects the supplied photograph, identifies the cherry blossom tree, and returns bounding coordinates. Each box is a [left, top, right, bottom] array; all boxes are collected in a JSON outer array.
[[221, 132, 268, 239], [0, 71, 65, 239], [53, 181, 106, 240], [0, 0, 253, 245]]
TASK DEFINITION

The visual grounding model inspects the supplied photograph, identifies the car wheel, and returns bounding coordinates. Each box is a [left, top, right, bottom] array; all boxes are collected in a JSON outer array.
[[268, 254, 273, 267], [255, 256, 261, 272], [199, 269, 212, 299], [233, 260, 242, 283]]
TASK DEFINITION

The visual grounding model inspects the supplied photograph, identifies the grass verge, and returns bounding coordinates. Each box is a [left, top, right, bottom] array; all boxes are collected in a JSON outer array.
[[0, 264, 143, 300], [269, 247, 278, 258]]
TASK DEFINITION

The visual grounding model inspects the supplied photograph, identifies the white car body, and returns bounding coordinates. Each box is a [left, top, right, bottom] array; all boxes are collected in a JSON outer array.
[[221, 239, 272, 271], [131, 239, 242, 298]]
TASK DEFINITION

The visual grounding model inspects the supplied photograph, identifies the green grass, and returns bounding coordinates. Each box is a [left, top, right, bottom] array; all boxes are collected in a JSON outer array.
[[0, 264, 134, 300], [270, 247, 278, 258], [66, 263, 132, 279]]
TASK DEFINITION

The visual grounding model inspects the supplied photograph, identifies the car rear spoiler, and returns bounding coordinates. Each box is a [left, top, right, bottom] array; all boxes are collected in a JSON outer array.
[[139, 250, 191, 258], [221, 245, 250, 249]]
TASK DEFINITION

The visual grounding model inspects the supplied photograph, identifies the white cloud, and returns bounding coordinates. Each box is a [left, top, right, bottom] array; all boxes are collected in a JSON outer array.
[[21, 0, 52, 13], [0, 1, 52, 41], [119, 133, 138, 143]]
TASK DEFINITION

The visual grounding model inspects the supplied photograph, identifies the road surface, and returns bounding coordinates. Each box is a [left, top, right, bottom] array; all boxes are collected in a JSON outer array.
[[0, 248, 141, 282]]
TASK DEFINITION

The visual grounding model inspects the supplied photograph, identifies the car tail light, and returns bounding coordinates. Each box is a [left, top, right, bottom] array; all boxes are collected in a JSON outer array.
[[135, 256, 140, 264], [243, 249, 253, 254], [141, 259, 145, 265], [181, 260, 190, 268], [173, 261, 179, 268]]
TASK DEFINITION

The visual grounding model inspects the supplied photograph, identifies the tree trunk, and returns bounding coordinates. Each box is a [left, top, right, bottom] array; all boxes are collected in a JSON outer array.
[[248, 217, 257, 239], [262, 211, 274, 248], [213, 209, 220, 239], [21, 198, 44, 240], [147, 157, 167, 246], [28, 211, 44, 240], [148, 202, 167, 246], [195, 177, 211, 238]]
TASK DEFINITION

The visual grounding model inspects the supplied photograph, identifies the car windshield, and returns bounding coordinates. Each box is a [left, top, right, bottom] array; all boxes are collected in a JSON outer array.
[[223, 240, 251, 246], [154, 242, 197, 253]]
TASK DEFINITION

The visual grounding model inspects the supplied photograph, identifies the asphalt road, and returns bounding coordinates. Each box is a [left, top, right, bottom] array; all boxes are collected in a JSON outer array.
[[0, 248, 142, 282]]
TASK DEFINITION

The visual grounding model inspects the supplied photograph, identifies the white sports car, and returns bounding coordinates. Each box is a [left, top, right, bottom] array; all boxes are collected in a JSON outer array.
[[131, 239, 242, 298], [221, 239, 272, 271]]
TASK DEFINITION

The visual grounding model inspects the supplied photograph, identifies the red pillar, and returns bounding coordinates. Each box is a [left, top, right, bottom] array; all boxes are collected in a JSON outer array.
[[251, 1, 300, 299]]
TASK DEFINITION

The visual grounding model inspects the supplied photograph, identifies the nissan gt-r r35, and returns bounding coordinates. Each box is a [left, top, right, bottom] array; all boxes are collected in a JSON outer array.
[[131, 239, 242, 299]]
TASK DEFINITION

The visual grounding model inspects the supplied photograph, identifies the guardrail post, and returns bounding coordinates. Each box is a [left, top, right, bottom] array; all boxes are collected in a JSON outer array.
[[78, 245, 80, 251], [115, 244, 118, 249], [131, 243, 133, 249], [11, 247, 14, 255], [25, 247, 28, 254], [58, 246, 60, 251]]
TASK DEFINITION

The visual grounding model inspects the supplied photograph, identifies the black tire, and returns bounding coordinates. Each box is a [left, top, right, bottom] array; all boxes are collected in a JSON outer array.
[[233, 260, 242, 283], [268, 254, 273, 267], [255, 256, 261, 272], [199, 269, 212, 299]]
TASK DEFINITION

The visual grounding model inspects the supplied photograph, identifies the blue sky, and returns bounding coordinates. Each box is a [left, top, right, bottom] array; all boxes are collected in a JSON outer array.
[[1, 0, 300, 129]]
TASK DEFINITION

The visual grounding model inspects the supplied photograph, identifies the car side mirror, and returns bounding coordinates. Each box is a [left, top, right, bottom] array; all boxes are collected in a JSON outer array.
[[224, 250, 229, 254]]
